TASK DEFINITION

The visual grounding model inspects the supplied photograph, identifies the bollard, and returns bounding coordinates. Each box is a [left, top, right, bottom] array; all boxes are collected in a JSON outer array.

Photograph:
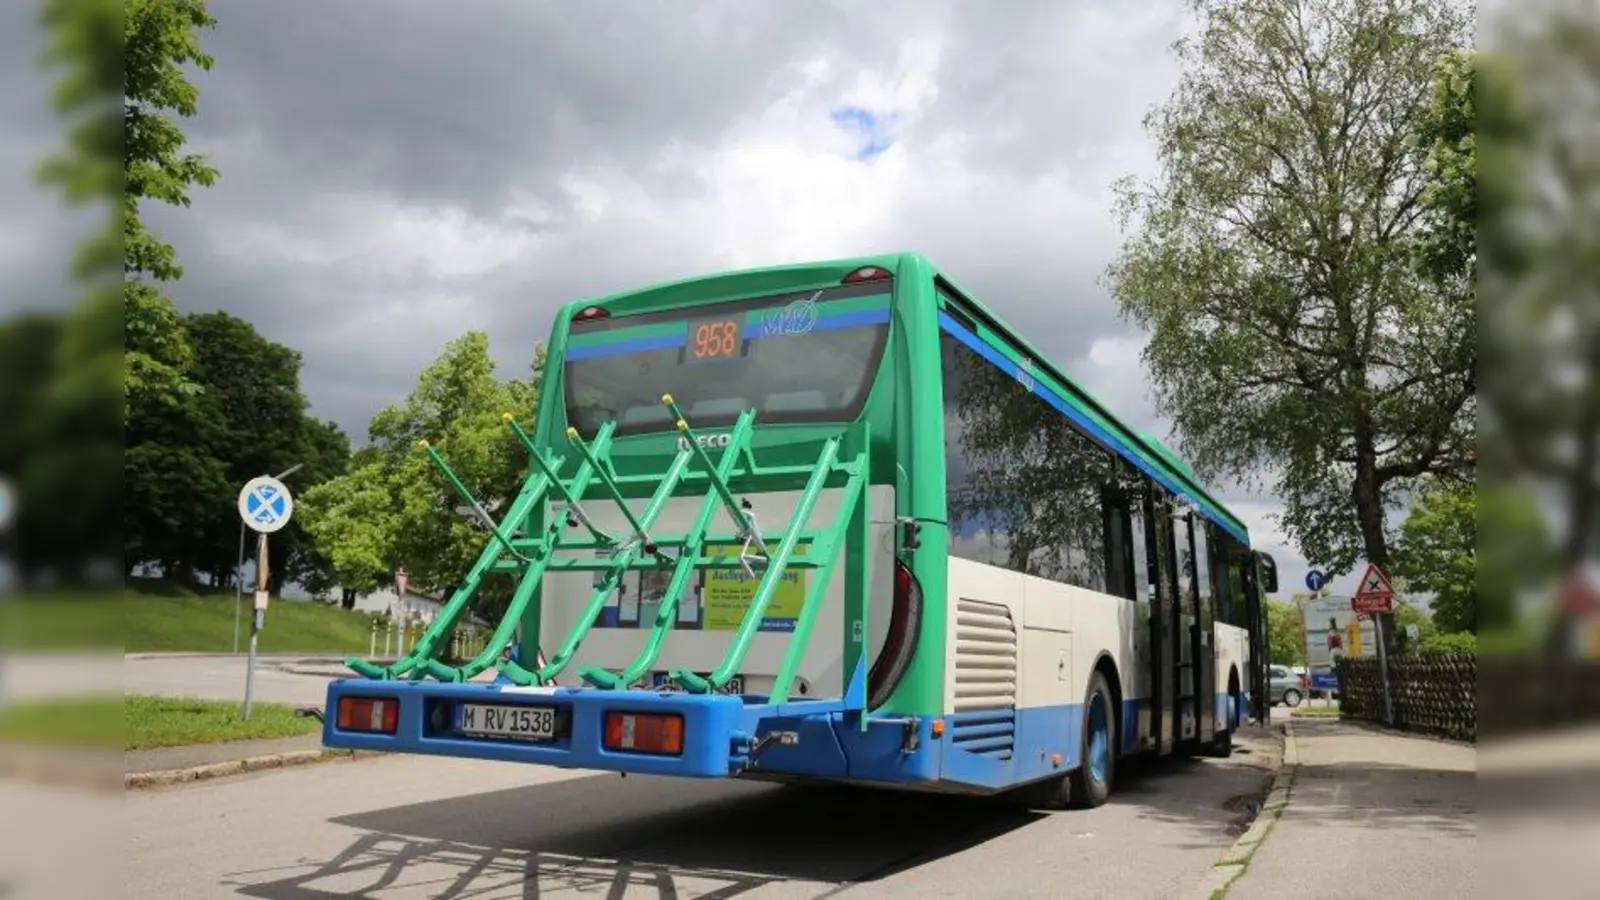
[[369, 619, 378, 658]]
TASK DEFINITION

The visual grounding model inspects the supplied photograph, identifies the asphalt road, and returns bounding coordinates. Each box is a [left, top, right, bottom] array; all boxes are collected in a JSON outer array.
[[120, 730, 1279, 900], [121, 653, 338, 706]]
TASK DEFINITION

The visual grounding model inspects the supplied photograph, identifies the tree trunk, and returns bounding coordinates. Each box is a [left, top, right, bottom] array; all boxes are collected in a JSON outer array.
[[1352, 434, 1401, 658]]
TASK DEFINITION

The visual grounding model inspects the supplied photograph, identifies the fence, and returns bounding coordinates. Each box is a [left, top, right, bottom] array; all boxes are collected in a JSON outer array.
[[1337, 652, 1600, 743], [1335, 653, 1476, 742]]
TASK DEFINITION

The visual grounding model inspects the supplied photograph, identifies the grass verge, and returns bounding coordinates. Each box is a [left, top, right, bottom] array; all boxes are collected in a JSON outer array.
[[0, 694, 322, 751], [125, 694, 322, 750]]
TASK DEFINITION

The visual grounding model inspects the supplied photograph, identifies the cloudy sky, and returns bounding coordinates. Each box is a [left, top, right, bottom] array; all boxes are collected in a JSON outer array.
[[2, 0, 1360, 597]]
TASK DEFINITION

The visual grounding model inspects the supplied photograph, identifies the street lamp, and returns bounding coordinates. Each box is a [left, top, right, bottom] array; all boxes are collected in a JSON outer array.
[[233, 463, 305, 655]]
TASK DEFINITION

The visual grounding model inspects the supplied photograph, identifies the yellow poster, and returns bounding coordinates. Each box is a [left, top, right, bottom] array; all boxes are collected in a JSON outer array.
[[702, 540, 808, 632]]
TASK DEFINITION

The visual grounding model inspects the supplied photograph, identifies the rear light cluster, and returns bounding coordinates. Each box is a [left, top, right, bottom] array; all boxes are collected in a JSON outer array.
[[843, 265, 892, 283], [573, 265, 889, 325], [337, 696, 398, 734], [603, 711, 684, 755], [867, 560, 923, 708]]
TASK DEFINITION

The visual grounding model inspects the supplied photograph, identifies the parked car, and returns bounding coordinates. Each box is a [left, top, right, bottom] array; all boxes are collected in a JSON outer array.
[[1268, 663, 1307, 707]]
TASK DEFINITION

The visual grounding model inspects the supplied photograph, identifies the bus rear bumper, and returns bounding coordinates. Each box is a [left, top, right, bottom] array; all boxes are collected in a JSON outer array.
[[320, 677, 760, 778]]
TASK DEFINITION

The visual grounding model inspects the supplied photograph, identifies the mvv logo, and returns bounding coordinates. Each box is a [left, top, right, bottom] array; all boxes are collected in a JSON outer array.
[[761, 292, 821, 337]]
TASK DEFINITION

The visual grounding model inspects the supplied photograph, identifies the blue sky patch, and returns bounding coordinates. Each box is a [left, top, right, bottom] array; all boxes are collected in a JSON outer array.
[[830, 105, 896, 161]]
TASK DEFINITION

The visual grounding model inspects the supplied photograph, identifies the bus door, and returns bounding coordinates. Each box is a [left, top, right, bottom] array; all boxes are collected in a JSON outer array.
[[1144, 485, 1180, 756], [1170, 504, 1201, 743], [1189, 515, 1218, 745]]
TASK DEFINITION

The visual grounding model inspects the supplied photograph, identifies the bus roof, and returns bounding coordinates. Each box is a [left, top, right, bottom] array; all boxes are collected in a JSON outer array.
[[555, 250, 1250, 542]]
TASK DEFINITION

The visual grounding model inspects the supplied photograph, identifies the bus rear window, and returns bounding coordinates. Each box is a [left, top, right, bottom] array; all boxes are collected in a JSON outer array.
[[563, 281, 891, 435]]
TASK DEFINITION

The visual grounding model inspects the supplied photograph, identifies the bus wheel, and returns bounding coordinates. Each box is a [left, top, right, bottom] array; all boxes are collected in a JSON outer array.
[[1203, 675, 1239, 759], [1069, 671, 1116, 809]]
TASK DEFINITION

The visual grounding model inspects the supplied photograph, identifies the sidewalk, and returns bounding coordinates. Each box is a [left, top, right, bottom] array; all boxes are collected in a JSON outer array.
[[124, 732, 329, 775], [1227, 716, 1475, 899]]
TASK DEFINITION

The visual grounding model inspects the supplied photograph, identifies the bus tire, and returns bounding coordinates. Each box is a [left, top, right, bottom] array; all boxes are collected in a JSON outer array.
[[1202, 672, 1239, 759], [1068, 670, 1116, 809]]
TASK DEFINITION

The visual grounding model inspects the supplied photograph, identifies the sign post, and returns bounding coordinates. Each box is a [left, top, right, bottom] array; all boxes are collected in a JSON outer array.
[[238, 474, 294, 721], [1350, 562, 1397, 724]]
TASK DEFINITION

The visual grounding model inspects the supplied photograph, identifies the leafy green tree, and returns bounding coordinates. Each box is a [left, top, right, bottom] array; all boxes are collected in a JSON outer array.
[[1103, 0, 1475, 652], [1265, 598, 1304, 666], [1390, 485, 1475, 633], [300, 333, 543, 620], [1414, 48, 1477, 286], [1477, 2, 1600, 619]]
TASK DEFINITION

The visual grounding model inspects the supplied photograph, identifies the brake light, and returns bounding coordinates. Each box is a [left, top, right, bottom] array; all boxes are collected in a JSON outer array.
[[842, 265, 893, 283], [336, 696, 399, 734], [603, 711, 684, 755], [867, 559, 923, 708], [573, 305, 610, 321]]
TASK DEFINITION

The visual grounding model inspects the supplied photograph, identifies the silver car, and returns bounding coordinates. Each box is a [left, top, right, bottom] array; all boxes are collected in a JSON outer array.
[[1267, 664, 1306, 707]]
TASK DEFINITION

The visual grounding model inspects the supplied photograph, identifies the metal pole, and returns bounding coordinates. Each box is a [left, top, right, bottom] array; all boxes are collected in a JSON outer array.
[[243, 532, 268, 721], [232, 520, 246, 655], [1375, 612, 1394, 725]]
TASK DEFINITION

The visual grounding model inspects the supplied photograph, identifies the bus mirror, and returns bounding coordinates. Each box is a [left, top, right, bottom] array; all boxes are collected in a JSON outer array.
[[1256, 552, 1279, 594]]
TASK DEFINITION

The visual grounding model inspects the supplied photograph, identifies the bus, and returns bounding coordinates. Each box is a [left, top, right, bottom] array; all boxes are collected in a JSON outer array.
[[320, 251, 1280, 809]]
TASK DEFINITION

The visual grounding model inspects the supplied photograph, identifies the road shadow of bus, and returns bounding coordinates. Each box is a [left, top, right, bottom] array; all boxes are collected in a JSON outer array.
[[224, 747, 1270, 899]]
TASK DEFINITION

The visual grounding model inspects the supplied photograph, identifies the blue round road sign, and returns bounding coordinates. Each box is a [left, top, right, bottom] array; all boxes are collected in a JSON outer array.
[[238, 475, 294, 534], [1305, 569, 1327, 592]]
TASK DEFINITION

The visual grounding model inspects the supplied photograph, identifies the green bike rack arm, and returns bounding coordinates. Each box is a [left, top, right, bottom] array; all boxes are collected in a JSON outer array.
[[562, 425, 653, 549], [769, 452, 869, 705], [418, 439, 527, 563], [672, 434, 844, 693], [498, 432, 698, 686], [663, 394, 760, 539], [579, 409, 759, 689], [507, 415, 614, 547], [429, 421, 621, 682], [343, 421, 614, 681]]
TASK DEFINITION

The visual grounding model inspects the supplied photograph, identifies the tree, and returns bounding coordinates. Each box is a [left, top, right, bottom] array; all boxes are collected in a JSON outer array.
[[1390, 484, 1475, 633], [1414, 48, 1477, 286], [1477, 1, 1600, 610], [1103, 0, 1475, 652], [299, 333, 543, 621], [1265, 598, 1304, 666], [122, 0, 218, 420]]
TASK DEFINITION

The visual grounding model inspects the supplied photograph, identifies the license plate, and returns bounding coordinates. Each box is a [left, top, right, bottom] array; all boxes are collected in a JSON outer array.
[[456, 703, 557, 741]]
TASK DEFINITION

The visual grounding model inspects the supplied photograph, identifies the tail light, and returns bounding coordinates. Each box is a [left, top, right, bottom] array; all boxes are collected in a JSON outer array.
[[603, 711, 684, 755], [336, 696, 399, 734], [842, 265, 893, 283], [867, 559, 923, 708]]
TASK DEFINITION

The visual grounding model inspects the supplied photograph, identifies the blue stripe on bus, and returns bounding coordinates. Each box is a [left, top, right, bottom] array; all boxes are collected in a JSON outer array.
[[937, 311, 1247, 544], [567, 331, 686, 361], [565, 308, 891, 363], [747, 693, 1241, 791]]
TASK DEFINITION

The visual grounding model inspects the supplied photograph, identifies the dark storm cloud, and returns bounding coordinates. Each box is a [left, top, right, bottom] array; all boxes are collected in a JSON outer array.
[[0, 1, 111, 317], [119, 0, 1187, 452], [180, 0, 910, 218]]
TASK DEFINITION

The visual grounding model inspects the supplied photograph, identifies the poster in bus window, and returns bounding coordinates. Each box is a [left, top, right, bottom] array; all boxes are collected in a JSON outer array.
[[702, 539, 807, 632]]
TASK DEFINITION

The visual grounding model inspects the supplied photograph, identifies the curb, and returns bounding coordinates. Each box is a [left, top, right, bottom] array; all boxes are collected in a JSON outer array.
[[1181, 720, 1300, 900], [124, 747, 378, 791]]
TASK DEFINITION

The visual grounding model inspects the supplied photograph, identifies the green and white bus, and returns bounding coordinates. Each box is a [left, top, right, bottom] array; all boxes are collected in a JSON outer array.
[[322, 251, 1279, 809]]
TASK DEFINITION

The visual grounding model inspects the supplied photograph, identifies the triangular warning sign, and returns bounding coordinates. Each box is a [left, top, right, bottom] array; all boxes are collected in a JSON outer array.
[[1353, 563, 1395, 599], [1350, 563, 1397, 614]]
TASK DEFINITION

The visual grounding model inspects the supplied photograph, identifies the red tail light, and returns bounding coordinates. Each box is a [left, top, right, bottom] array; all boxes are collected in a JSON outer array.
[[573, 305, 610, 321], [603, 711, 684, 755], [842, 265, 893, 283], [336, 696, 399, 734], [868, 559, 923, 708]]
